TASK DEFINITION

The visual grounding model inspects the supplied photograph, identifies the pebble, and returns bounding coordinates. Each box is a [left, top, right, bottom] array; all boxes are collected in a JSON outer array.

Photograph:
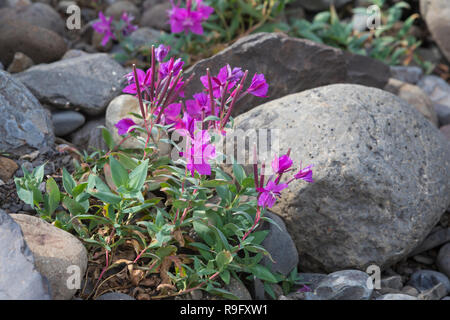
[[417, 283, 448, 300], [96, 292, 135, 300], [52, 111, 86, 137], [437, 243, 450, 278], [380, 275, 403, 291], [376, 294, 418, 300], [407, 270, 450, 294], [312, 270, 373, 300]]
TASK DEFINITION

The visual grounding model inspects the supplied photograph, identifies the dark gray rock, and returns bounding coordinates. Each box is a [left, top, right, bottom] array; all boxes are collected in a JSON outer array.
[[0, 70, 54, 155], [96, 292, 135, 300], [0, 209, 51, 299], [408, 270, 450, 294], [69, 117, 107, 152], [52, 111, 86, 137], [185, 33, 390, 117], [313, 270, 373, 300], [127, 27, 162, 49], [224, 278, 252, 300], [437, 243, 450, 278], [376, 293, 418, 300], [234, 84, 450, 272], [418, 75, 450, 126], [390, 66, 423, 85], [14, 53, 126, 115], [260, 211, 298, 276], [409, 227, 450, 256], [297, 273, 328, 291]]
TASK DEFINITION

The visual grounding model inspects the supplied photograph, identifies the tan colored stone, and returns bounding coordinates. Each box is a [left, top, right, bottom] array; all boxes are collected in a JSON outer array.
[[0, 156, 18, 181], [11, 214, 87, 300], [7, 52, 34, 73]]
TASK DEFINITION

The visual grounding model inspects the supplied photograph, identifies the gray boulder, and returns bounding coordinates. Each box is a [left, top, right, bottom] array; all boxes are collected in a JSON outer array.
[[185, 33, 390, 117], [14, 53, 126, 115], [0, 209, 51, 299], [233, 84, 450, 272], [0, 70, 54, 155]]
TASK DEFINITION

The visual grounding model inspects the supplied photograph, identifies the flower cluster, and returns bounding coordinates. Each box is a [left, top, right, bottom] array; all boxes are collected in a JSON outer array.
[[168, 0, 214, 35], [92, 11, 138, 46], [117, 44, 270, 177], [255, 151, 313, 209]]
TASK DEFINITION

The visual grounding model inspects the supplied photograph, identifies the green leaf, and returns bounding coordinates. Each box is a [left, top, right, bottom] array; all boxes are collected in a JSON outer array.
[[128, 159, 149, 191], [215, 250, 233, 271], [109, 156, 129, 188], [101, 127, 115, 150], [207, 287, 239, 300], [200, 179, 232, 188], [232, 161, 246, 185], [62, 168, 76, 196], [63, 197, 87, 216], [220, 269, 231, 285], [45, 177, 60, 215], [248, 264, 278, 283]]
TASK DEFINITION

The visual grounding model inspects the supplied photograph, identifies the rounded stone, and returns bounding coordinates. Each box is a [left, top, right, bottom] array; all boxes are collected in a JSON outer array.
[[11, 214, 88, 300], [52, 111, 86, 137], [437, 243, 450, 279], [314, 270, 373, 300], [234, 84, 450, 272], [407, 270, 450, 294], [376, 293, 418, 300]]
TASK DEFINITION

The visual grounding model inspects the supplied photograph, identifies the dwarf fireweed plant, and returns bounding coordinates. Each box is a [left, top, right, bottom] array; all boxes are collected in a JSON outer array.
[[159, 0, 290, 66], [14, 45, 313, 300], [93, 11, 138, 47]]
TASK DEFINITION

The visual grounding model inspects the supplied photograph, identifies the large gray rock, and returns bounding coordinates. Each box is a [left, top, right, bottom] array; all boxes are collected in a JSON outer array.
[[0, 70, 54, 155], [14, 53, 126, 115], [233, 84, 450, 272], [420, 0, 450, 62], [185, 33, 390, 117], [0, 210, 51, 299]]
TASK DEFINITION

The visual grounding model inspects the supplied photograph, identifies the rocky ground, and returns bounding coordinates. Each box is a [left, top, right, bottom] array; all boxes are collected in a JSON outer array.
[[0, 0, 449, 300]]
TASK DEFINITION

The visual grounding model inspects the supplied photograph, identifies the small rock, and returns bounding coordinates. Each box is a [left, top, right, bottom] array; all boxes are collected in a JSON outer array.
[[313, 270, 373, 300], [418, 75, 450, 126], [390, 66, 423, 84], [11, 214, 88, 300], [96, 292, 135, 300], [437, 243, 450, 278], [52, 111, 86, 137], [410, 227, 450, 256], [189, 290, 203, 300], [417, 283, 448, 300], [0, 156, 19, 181], [401, 285, 419, 297], [140, 2, 171, 31], [127, 27, 161, 49], [407, 270, 450, 294], [380, 275, 403, 291], [413, 254, 435, 265], [105, 0, 140, 22], [259, 211, 298, 276], [0, 210, 51, 299], [224, 278, 252, 300], [62, 49, 88, 60], [384, 78, 438, 126], [442, 296, 450, 300], [69, 117, 108, 152], [376, 293, 418, 300], [6, 52, 34, 73]]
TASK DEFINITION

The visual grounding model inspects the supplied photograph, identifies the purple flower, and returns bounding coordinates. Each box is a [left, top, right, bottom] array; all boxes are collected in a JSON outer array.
[[123, 68, 152, 95], [159, 57, 184, 79], [185, 92, 218, 119], [155, 44, 170, 62], [257, 180, 288, 208], [156, 103, 181, 125], [297, 285, 311, 293], [247, 73, 269, 98], [120, 12, 138, 36], [294, 164, 314, 183], [168, 0, 213, 35], [185, 130, 216, 176], [175, 112, 198, 137], [272, 154, 293, 174], [200, 65, 239, 98], [92, 12, 116, 46], [115, 118, 136, 135]]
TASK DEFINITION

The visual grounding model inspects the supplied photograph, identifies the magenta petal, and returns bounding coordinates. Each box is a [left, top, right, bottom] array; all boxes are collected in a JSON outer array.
[[115, 118, 136, 135]]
